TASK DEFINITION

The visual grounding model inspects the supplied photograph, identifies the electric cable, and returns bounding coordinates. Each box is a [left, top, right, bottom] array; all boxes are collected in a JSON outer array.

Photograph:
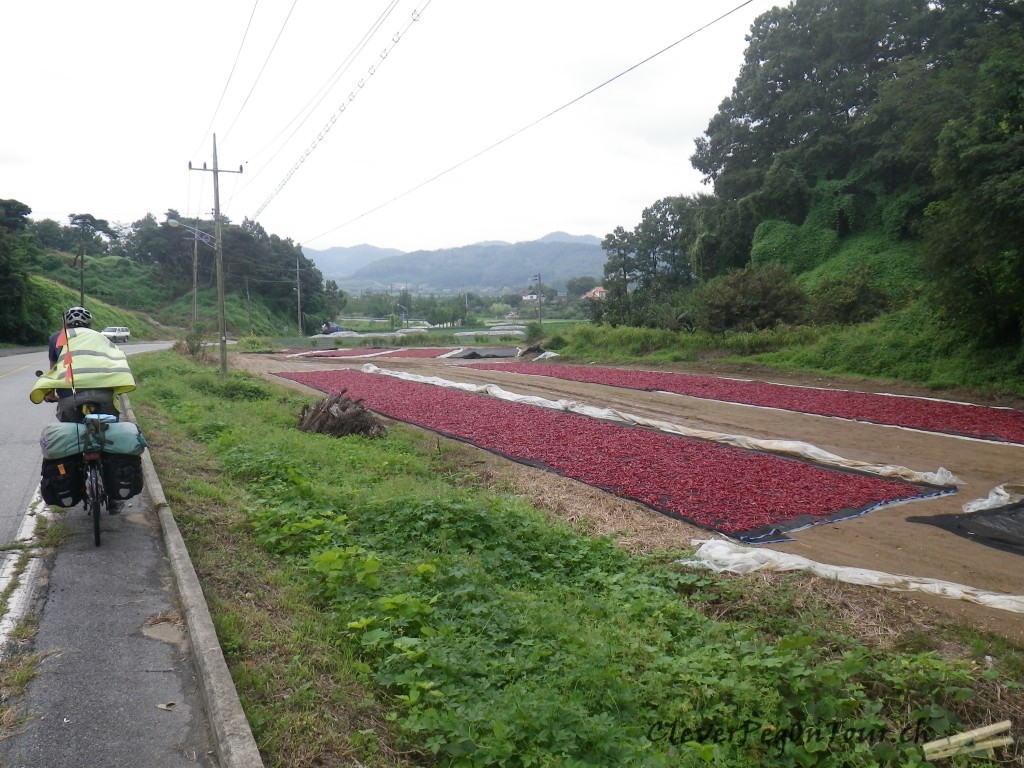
[[221, 0, 300, 145], [233, 0, 403, 188], [300, 0, 760, 245], [250, 4, 430, 220], [191, 0, 261, 159]]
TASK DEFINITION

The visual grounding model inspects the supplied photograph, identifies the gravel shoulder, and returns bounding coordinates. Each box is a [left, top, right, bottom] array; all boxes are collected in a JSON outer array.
[[233, 351, 1024, 643]]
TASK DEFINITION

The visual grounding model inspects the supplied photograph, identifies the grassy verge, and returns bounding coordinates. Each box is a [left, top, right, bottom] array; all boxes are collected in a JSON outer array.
[[547, 308, 1024, 399], [128, 351, 1023, 767]]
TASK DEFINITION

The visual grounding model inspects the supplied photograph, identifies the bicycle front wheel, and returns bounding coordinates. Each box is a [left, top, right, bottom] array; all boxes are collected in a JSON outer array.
[[86, 461, 103, 547]]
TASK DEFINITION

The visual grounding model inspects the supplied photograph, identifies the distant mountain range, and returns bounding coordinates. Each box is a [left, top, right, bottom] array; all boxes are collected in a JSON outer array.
[[303, 232, 605, 294]]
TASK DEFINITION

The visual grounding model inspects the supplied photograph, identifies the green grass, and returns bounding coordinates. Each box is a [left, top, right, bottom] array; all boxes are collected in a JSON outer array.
[[30, 276, 173, 341], [125, 350, 1023, 768], [548, 307, 1024, 398], [754, 303, 1024, 396]]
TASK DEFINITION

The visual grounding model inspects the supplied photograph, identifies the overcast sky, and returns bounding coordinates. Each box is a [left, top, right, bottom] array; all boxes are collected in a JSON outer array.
[[4, 1, 775, 253]]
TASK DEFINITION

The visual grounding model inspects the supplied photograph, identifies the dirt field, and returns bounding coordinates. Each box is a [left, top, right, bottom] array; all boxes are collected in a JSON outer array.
[[234, 350, 1024, 643]]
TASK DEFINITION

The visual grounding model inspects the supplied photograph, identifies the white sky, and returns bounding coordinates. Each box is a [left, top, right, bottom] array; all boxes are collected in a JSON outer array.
[[3, 1, 774, 253]]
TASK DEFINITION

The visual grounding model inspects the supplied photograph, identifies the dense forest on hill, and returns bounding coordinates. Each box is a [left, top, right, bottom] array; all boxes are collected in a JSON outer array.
[[0, 205, 342, 343], [596, 0, 1024, 356]]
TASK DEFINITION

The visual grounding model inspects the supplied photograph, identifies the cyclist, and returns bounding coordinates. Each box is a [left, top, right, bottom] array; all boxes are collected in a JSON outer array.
[[32, 306, 137, 420]]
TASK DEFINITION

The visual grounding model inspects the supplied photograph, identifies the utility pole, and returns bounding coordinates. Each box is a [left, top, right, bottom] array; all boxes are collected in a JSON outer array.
[[191, 227, 199, 324], [189, 133, 242, 376], [534, 272, 543, 327], [78, 237, 86, 306], [295, 257, 303, 336], [245, 276, 253, 333]]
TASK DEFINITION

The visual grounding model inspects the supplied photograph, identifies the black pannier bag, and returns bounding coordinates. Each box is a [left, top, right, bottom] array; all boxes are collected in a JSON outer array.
[[41, 455, 85, 507], [102, 453, 144, 500]]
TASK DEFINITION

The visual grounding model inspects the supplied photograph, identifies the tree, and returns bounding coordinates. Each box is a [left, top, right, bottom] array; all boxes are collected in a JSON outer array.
[[922, 23, 1024, 349], [69, 212, 118, 305], [323, 280, 347, 319], [600, 226, 638, 327], [28, 218, 68, 251], [692, 0, 941, 198], [0, 199, 32, 234], [0, 199, 48, 343], [565, 276, 599, 298]]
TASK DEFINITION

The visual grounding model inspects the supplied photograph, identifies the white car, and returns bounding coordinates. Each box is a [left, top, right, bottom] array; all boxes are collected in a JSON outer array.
[[101, 326, 131, 343]]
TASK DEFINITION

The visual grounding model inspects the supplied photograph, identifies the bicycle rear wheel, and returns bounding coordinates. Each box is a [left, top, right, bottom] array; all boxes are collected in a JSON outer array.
[[86, 460, 103, 547]]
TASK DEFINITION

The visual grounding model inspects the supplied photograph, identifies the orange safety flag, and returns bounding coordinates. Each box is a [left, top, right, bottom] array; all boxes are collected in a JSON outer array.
[[55, 324, 74, 386]]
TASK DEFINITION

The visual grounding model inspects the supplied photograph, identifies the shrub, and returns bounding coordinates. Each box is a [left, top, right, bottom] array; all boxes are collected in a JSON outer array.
[[751, 220, 839, 273], [808, 265, 890, 325], [238, 335, 274, 353], [694, 263, 808, 333], [174, 324, 209, 359]]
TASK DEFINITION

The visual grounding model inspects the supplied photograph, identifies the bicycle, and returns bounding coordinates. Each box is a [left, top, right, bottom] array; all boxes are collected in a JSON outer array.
[[37, 377, 129, 547], [81, 411, 119, 547]]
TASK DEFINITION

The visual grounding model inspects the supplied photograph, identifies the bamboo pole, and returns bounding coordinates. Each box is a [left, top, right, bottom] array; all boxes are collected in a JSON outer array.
[[921, 721, 1012, 760]]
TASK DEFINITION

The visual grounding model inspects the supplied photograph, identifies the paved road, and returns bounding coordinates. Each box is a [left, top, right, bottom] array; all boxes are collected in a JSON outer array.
[[0, 344, 243, 767], [0, 352, 52, 546]]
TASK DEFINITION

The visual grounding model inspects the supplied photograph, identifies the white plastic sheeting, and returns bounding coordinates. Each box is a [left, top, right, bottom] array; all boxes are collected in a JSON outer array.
[[454, 329, 526, 338], [684, 539, 1024, 614], [359, 364, 958, 488], [963, 484, 1024, 513]]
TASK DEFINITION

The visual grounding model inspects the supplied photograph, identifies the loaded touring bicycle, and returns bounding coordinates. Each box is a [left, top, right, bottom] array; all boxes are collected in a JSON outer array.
[[31, 320, 146, 546], [37, 387, 147, 546]]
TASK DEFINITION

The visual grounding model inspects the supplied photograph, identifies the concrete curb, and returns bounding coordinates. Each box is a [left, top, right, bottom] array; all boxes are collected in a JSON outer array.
[[123, 397, 265, 768]]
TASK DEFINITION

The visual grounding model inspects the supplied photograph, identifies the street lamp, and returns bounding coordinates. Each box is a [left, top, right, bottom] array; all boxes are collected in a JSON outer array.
[[167, 219, 213, 324], [168, 218, 227, 375]]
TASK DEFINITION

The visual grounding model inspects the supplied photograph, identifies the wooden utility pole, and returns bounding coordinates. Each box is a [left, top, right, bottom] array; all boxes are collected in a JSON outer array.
[[191, 231, 199, 324], [534, 272, 543, 327], [296, 257, 303, 336], [189, 133, 242, 375], [245, 276, 253, 333]]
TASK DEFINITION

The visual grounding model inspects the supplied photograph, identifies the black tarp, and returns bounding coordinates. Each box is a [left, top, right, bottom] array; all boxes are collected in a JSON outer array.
[[449, 347, 523, 359], [908, 502, 1024, 556]]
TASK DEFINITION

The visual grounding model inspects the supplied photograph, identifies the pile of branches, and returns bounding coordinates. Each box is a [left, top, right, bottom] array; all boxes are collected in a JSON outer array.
[[297, 390, 388, 439]]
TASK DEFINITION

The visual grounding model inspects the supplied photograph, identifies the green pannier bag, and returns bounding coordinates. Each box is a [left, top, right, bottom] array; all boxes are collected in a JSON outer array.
[[40, 422, 87, 459], [100, 422, 148, 455]]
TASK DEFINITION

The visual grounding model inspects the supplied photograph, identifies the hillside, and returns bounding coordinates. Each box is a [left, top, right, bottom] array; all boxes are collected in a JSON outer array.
[[306, 232, 603, 293], [300, 243, 405, 280]]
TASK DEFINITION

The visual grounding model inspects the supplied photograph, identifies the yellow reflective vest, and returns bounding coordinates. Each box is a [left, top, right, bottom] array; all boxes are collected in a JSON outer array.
[[29, 327, 137, 404]]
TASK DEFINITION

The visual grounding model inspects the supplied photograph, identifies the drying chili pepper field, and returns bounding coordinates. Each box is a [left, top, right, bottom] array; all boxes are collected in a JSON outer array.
[[471, 362, 1024, 444], [277, 369, 944, 543]]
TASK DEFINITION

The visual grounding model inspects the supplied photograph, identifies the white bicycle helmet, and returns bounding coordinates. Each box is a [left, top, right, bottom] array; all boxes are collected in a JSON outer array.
[[64, 306, 93, 328]]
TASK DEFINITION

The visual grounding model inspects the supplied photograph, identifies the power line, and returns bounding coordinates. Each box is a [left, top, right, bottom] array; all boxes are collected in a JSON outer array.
[[300, 0, 761, 245], [229, 0, 403, 200], [249, 3, 431, 221], [221, 0, 300, 145], [191, 0, 261, 159]]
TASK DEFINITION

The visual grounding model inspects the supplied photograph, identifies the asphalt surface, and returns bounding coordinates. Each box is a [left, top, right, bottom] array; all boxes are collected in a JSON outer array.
[[0, 346, 262, 767]]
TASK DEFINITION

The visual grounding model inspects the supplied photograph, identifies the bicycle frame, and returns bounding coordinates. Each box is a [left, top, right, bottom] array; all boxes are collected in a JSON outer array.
[[82, 412, 118, 546]]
